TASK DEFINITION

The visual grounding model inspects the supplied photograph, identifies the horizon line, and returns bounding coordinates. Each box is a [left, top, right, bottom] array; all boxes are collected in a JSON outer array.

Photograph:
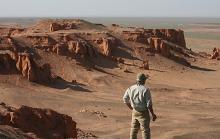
[[0, 16, 220, 18]]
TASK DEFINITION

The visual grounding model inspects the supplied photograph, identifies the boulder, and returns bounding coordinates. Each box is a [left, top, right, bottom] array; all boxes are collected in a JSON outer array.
[[0, 103, 77, 139]]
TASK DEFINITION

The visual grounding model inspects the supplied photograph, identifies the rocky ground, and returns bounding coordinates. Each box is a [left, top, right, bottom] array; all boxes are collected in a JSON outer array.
[[0, 19, 220, 139]]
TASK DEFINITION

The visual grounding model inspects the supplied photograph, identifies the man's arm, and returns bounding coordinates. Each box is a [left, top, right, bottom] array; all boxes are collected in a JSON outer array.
[[123, 88, 133, 110], [126, 103, 133, 110], [146, 89, 157, 121], [148, 104, 157, 121]]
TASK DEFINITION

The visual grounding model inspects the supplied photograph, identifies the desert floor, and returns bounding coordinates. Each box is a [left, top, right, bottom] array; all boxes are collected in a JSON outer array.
[[0, 21, 220, 139]]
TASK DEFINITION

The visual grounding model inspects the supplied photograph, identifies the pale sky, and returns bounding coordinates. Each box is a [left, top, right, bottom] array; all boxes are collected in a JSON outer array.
[[0, 0, 219, 17]]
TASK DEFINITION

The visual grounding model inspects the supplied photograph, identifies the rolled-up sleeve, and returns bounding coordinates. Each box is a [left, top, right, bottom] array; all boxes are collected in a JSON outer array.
[[123, 88, 130, 104]]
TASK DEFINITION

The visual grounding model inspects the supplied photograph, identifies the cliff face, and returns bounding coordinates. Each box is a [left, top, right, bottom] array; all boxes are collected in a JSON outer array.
[[0, 36, 52, 83], [0, 50, 51, 83], [0, 102, 77, 139], [121, 29, 186, 48], [0, 19, 195, 83], [116, 27, 191, 66]]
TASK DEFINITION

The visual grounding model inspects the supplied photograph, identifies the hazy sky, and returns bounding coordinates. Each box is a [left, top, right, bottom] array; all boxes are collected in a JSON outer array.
[[0, 0, 219, 17]]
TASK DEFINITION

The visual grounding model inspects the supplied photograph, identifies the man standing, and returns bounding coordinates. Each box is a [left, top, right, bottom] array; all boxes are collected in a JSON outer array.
[[123, 73, 157, 139]]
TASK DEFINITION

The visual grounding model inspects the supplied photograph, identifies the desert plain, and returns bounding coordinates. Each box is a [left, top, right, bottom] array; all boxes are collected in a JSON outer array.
[[0, 18, 220, 139]]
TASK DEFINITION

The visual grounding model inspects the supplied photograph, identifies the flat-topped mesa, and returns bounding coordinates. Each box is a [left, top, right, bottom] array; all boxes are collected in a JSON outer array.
[[152, 29, 186, 48], [0, 102, 77, 139]]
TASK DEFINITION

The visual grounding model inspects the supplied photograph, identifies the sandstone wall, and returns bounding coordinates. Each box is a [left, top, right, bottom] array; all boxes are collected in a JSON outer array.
[[0, 103, 77, 139], [0, 50, 51, 83]]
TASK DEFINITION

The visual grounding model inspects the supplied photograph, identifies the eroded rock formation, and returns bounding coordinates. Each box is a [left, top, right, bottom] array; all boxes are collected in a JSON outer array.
[[26, 35, 56, 46], [93, 37, 117, 57], [0, 125, 38, 139], [149, 38, 171, 57], [122, 30, 149, 44], [50, 22, 76, 32], [121, 29, 186, 48], [0, 50, 51, 83], [0, 19, 197, 84], [211, 48, 220, 60], [152, 29, 186, 48], [0, 102, 77, 139], [68, 40, 97, 57]]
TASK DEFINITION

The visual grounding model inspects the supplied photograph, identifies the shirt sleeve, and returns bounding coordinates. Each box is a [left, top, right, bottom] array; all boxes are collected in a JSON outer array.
[[123, 88, 130, 104], [146, 89, 153, 108]]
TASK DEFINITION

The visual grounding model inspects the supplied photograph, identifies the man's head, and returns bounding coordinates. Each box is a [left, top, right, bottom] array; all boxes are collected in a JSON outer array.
[[136, 73, 148, 85]]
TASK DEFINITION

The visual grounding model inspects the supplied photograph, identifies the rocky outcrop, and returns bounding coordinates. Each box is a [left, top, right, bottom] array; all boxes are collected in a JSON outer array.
[[149, 38, 171, 57], [50, 23, 62, 32], [0, 125, 38, 139], [53, 42, 69, 55], [93, 37, 117, 57], [121, 28, 189, 66], [26, 35, 56, 46], [25, 32, 120, 60], [0, 50, 51, 83], [152, 29, 186, 48], [68, 40, 97, 57], [0, 103, 77, 139], [211, 48, 220, 60], [101, 37, 115, 56], [16, 53, 37, 82], [121, 29, 186, 48], [50, 22, 76, 32], [122, 30, 149, 44], [141, 60, 149, 70], [8, 28, 25, 36], [26, 34, 98, 58]]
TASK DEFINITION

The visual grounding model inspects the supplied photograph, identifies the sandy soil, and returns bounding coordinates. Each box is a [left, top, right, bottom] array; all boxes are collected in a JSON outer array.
[[0, 54, 220, 139], [186, 38, 220, 52]]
